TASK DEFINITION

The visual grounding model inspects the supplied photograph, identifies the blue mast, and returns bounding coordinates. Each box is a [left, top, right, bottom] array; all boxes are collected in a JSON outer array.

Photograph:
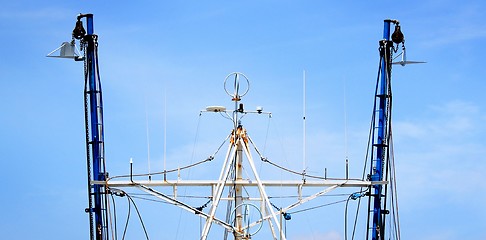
[[367, 19, 403, 240], [73, 14, 109, 240]]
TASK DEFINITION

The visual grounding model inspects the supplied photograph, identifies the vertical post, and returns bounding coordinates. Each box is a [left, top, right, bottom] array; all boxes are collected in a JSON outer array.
[[235, 133, 244, 239], [83, 14, 107, 240], [369, 19, 393, 240]]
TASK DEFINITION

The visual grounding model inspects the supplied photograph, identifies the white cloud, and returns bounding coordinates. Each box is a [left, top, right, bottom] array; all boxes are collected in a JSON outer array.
[[392, 100, 486, 207], [0, 7, 71, 21], [419, 2, 486, 48], [395, 100, 483, 141]]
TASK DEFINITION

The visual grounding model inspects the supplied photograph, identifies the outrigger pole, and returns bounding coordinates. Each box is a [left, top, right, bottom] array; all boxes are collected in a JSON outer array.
[[367, 19, 404, 240], [73, 14, 109, 240], [48, 13, 109, 240]]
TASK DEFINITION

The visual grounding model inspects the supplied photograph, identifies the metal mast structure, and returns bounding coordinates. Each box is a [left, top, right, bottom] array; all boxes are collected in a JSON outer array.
[[366, 19, 404, 240], [48, 13, 109, 240], [73, 14, 110, 240]]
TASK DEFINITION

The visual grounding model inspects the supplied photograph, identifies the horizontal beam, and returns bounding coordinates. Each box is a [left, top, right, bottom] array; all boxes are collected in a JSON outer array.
[[93, 179, 386, 188]]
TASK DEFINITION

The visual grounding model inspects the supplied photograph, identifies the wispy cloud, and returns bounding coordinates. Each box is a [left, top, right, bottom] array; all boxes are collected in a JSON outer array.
[[394, 100, 486, 204], [418, 1, 486, 48], [0, 7, 71, 21]]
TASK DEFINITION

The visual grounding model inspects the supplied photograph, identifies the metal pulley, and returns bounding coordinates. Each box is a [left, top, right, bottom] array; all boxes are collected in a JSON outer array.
[[73, 20, 86, 40]]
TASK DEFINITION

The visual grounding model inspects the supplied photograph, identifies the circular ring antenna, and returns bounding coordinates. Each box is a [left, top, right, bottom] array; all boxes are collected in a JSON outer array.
[[224, 72, 250, 101], [229, 203, 264, 237]]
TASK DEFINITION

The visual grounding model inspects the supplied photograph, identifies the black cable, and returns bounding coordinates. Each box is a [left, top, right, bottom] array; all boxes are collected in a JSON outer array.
[[344, 194, 352, 240], [126, 194, 150, 240], [110, 193, 118, 240], [351, 196, 362, 240], [344, 188, 368, 240], [121, 194, 131, 240]]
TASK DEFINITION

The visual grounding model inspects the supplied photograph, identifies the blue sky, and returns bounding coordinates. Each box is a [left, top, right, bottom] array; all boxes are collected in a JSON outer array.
[[1, 1, 485, 239]]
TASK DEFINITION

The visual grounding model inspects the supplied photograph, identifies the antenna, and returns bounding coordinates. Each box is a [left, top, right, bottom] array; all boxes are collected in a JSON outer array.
[[163, 85, 167, 180], [145, 97, 152, 181], [302, 70, 307, 180], [343, 76, 349, 179]]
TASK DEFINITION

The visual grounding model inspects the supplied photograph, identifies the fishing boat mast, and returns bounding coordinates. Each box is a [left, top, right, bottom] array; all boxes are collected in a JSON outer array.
[[49, 13, 110, 240], [366, 19, 404, 240]]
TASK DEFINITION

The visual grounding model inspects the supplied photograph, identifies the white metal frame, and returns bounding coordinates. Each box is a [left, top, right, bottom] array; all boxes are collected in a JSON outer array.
[[96, 127, 382, 240]]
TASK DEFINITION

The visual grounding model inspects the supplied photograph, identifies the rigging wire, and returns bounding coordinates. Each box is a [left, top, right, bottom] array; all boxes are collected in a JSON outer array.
[[108, 131, 230, 181], [108, 157, 213, 180], [121, 194, 131, 240], [144, 97, 151, 180], [269, 193, 358, 199], [303, 69, 307, 181], [126, 194, 150, 240], [259, 154, 363, 181], [176, 112, 204, 239], [105, 189, 115, 240], [287, 199, 348, 214], [345, 194, 352, 240], [163, 83, 167, 175], [127, 192, 210, 199], [94, 42, 111, 240], [388, 131, 401, 240], [344, 189, 368, 240], [129, 195, 174, 205], [384, 63, 401, 240], [258, 114, 272, 176], [109, 193, 118, 240], [343, 75, 350, 179], [110, 188, 150, 240], [352, 47, 385, 240], [247, 133, 366, 181]]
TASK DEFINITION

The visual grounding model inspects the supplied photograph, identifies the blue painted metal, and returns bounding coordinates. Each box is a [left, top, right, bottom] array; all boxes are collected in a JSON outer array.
[[82, 14, 107, 240], [369, 19, 394, 240]]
